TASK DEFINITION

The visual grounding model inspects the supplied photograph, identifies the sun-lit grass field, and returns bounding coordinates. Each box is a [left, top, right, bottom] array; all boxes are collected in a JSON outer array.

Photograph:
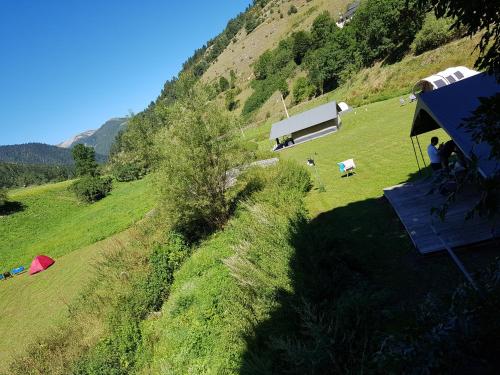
[[0, 177, 155, 370], [0, 177, 154, 271], [0, 230, 133, 368]]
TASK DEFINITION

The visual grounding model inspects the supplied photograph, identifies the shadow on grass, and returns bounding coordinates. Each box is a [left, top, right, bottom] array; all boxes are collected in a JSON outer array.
[[239, 193, 467, 374], [0, 201, 25, 216]]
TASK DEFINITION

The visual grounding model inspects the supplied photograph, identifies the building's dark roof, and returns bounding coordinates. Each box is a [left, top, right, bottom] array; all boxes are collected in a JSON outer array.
[[410, 73, 500, 179], [269, 101, 339, 140]]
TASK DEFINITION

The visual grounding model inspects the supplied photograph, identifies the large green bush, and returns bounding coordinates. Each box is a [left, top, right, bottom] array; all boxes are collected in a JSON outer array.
[[292, 77, 316, 104], [413, 14, 458, 55], [70, 176, 113, 203], [274, 160, 313, 193], [112, 163, 143, 182], [71, 233, 190, 374]]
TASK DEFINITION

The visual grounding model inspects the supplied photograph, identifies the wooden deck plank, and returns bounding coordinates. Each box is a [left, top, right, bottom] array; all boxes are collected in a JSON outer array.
[[383, 180, 499, 254]]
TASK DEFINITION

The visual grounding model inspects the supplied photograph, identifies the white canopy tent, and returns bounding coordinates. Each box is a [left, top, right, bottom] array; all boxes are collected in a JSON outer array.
[[413, 66, 479, 94]]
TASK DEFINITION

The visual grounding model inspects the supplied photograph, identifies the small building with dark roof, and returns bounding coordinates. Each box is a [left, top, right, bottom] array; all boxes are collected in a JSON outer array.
[[269, 101, 342, 149]]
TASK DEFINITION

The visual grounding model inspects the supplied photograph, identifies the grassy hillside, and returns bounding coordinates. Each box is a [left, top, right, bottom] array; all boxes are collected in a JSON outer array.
[[139, 163, 308, 373], [137, 96, 496, 374], [0, 177, 154, 271], [202, 0, 351, 113], [244, 33, 481, 129], [0, 230, 133, 369], [203, 0, 349, 83]]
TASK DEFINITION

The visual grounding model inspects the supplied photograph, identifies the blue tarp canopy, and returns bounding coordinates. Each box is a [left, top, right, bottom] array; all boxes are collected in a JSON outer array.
[[410, 73, 500, 179]]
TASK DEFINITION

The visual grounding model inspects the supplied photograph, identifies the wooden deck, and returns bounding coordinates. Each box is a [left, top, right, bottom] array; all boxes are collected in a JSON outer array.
[[384, 178, 500, 254]]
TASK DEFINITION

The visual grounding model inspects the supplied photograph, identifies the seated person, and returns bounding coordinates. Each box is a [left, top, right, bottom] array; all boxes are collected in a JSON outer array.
[[440, 140, 456, 172], [427, 136, 442, 171]]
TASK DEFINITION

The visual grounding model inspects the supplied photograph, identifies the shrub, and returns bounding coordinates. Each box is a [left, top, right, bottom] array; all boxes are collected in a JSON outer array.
[[219, 76, 230, 92], [288, 5, 298, 15], [274, 160, 313, 193], [142, 233, 189, 312], [113, 163, 143, 182], [70, 176, 113, 203], [413, 14, 458, 55], [292, 77, 316, 104]]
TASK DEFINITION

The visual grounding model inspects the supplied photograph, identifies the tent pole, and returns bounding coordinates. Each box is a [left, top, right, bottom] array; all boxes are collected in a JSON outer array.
[[415, 135, 427, 168], [431, 225, 482, 295], [410, 137, 421, 173]]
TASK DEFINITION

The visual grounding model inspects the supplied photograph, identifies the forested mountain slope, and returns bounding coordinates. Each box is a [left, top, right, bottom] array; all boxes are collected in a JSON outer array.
[[0, 143, 106, 165], [58, 117, 128, 156]]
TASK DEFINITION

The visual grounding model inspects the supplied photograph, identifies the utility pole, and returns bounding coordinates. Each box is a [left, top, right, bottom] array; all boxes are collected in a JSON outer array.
[[280, 93, 290, 118]]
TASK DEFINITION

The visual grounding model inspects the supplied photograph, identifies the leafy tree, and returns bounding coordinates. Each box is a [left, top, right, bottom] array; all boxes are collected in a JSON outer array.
[[245, 13, 259, 34], [229, 69, 237, 88], [193, 60, 208, 77], [305, 28, 360, 92], [277, 77, 289, 98], [287, 5, 297, 16], [155, 84, 245, 240], [219, 76, 230, 92], [350, 0, 425, 65], [72, 144, 98, 177], [254, 50, 273, 80], [310, 11, 336, 49], [293, 77, 316, 103], [419, 0, 500, 76], [412, 13, 459, 55], [291, 31, 312, 65], [225, 89, 239, 111]]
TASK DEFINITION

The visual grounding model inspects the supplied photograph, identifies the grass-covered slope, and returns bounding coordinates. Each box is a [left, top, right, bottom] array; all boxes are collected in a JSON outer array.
[[246, 34, 481, 128], [0, 177, 154, 271], [0, 230, 133, 369], [140, 96, 493, 373], [139, 164, 309, 374]]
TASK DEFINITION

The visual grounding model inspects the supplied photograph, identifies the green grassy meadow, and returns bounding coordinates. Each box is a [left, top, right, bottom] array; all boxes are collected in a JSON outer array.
[[0, 230, 133, 368], [0, 177, 154, 370], [0, 177, 154, 271]]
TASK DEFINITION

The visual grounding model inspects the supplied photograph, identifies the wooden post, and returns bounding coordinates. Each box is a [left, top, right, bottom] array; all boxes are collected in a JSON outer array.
[[281, 93, 290, 118]]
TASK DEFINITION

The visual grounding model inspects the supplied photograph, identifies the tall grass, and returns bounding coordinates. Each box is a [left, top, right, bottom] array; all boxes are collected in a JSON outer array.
[[6, 221, 190, 375], [138, 161, 311, 373]]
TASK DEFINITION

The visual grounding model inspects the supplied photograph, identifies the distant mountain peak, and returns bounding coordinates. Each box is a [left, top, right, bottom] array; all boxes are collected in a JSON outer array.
[[56, 117, 128, 155], [57, 130, 96, 148]]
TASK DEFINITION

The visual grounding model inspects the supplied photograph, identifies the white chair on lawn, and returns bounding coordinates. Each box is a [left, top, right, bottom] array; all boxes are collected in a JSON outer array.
[[337, 158, 356, 178]]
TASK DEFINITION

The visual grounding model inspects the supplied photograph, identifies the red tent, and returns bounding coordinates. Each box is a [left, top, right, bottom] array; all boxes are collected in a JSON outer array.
[[29, 255, 55, 275]]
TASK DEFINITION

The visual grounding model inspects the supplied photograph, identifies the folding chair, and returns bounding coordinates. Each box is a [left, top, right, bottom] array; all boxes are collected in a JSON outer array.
[[337, 159, 356, 178]]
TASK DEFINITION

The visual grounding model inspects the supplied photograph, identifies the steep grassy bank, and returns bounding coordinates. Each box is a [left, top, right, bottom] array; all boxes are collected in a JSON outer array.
[[0, 177, 154, 270], [138, 163, 310, 373]]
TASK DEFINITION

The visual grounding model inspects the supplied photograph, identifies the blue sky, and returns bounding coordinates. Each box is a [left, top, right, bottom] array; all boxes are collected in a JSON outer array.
[[0, 0, 252, 145]]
